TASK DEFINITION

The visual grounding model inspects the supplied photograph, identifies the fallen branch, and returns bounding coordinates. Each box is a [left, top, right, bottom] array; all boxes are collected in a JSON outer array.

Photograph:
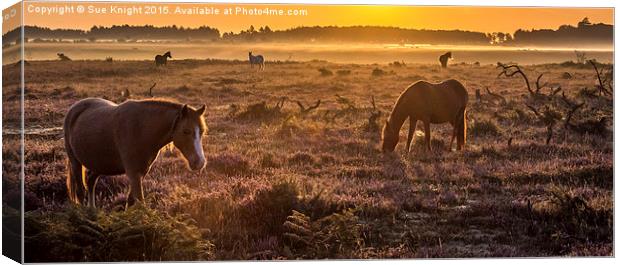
[[525, 103, 561, 145], [561, 91, 579, 108], [525, 104, 542, 118], [366, 96, 382, 132], [484, 87, 507, 105], [295, 99, 321, 115], [549, 86, 562, 97], [535, 74, 548, 93], [335, 94, 357, 110], [147, 83, 156, 97], [275, 97, 288, 110]]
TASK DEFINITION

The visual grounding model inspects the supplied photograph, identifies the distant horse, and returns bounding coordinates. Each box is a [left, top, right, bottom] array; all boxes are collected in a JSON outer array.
[[439, 52, 452, 68], [249, 52, 265, 70], [155, 51, 172, 66], [64, 98, 207, 207], [57, 53, 72, 61], [381, 79, 468, 152]]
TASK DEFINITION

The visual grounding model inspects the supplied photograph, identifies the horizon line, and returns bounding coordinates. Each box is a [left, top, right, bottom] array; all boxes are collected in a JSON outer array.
[[7, 20, 614, 36]]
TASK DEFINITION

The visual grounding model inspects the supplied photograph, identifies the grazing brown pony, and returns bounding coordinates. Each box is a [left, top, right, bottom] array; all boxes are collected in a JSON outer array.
[[64, 98, 207, 207], [381, 79, 468, 153]]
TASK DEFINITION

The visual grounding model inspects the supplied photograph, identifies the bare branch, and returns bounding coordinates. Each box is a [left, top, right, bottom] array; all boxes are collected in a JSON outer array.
[[335, 94, 357, 110], [484, 87, 507, 105], [549, 86, 562, 97], [535, 74, 548, 94], [564, 102, 585, 129], [295, 99, 321, 114], [497, 63, 534, 95], [589, 59, 612, 96], [147, 83, 156, 97], [275, 97, 287, 109], [370, 96, 378, 110], [561, 91, 578, 107], [546, 126, 553, 145], [525, 104, 542, 118]]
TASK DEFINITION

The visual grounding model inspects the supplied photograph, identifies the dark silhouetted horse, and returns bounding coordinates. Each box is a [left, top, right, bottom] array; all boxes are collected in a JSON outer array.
[[249, 52, 265, 70], [155, 51, 172, 66], [439, 52, 452, 68]]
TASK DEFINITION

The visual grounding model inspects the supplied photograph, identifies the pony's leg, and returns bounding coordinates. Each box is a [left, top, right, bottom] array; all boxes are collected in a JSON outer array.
[[457, 123, 464, 151], [86, 170, 100, 208], [126, 172, 145, 208], [423, 120, 432, 151], [449, 122, 456, 151], [406, 118, 417, 153], [457, 109, 467, 151]]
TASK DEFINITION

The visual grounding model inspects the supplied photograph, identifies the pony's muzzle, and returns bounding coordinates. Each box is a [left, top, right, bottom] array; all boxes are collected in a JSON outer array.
[[189, 158, 206, 171]]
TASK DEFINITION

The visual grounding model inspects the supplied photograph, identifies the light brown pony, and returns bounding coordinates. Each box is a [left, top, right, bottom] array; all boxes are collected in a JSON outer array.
[[381, 79, 468, 153], [64, 98, 207, 207]]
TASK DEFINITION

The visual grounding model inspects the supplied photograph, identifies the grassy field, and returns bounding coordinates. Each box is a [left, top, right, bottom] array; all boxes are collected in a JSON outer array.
[[2, 58, 613, 261]]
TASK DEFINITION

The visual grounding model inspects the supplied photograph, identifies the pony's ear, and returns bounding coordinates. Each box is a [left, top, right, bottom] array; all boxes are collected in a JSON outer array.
[[181, 104, 189, 117], [197, 104, 206, 115]]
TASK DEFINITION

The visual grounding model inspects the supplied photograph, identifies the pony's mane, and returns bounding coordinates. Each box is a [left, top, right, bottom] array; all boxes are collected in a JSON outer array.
[[132, 98, 184, 109], [130, 98, 207, 132]]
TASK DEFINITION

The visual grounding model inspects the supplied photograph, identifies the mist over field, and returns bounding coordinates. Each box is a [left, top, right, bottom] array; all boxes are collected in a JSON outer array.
[[2, 18, 613, 64], [0, 42, 613, 65]]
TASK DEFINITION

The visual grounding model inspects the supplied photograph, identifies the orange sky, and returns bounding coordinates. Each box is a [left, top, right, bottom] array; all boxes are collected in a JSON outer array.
[[9, 2, 615, 35]]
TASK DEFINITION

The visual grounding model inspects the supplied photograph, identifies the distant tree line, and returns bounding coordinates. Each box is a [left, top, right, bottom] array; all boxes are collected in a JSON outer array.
[[506, 18, 612, 46], [3, 25, 220, 44], [221, 25, 490, 44], [2, 18, 612, 47]]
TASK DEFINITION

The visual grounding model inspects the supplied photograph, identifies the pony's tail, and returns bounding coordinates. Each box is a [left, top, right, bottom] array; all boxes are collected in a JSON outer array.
[[65, 147, 85, 204], [458, 107, 467, 149]]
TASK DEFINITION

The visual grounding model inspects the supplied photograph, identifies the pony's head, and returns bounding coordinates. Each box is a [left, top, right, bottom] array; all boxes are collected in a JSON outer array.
[[446, 52, 452, 59], [249, 51, 252, 56], [164, 51, 172, 58], [381, 120, 398, 153], [172, 104, 207, 171]]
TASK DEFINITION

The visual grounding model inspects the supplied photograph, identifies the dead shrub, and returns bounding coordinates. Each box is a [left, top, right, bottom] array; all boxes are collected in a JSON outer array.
[[233, 102, 286, 122], [470, 119, 502, 137], [318, 68, 333, 76], [336, 69, 351, 76], [241, 180, 300, 235]]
